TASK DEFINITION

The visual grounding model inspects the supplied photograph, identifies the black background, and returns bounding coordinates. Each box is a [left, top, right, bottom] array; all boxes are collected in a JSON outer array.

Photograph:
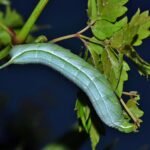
[[0, 0, 149, 150]]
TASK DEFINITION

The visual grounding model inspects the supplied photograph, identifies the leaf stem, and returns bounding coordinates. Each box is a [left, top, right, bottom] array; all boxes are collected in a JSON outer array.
[[50, 21, 96, 43], [50, 33, 77, 43], [16, 0, 49, 44], [78, 21, 96, 34], [79, 34, 104, 46]]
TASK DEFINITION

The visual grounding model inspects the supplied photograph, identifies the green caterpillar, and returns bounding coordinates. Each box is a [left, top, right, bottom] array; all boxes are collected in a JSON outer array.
[[0, 43, 137, 133]]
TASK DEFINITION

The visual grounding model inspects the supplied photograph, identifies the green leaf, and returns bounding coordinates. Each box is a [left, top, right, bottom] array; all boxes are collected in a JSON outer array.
[[75, 98, 91, 132], [88, 0, 128, 40], [92, 17, 127, 40], [88, 0, 97, 20], [110, 9, 150, 48], [88, 0, 128, 22], [127, 101, 144, 119], [124, 93, 144, 122], [123, 46, 150, 77], [130, 9, 150, 46], [0, 6, 23, 27], [75, 98, 100, 150], [90, 123, 100, 150], [101, 48, 130, 97], [97, 0, 128, 22], [116, 61, 130, 96], [109, 9, 150, 77], [86, 38, 104, 72], [87, 37, 104, 55], [0, 30, 11, 46]]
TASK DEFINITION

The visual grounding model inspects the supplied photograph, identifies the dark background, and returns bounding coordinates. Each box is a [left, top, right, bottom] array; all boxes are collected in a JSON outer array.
[[0, 0, 150, 150]]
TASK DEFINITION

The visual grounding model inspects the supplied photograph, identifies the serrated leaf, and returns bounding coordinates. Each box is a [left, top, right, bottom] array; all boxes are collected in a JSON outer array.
[[87, 37, 104, 55], [88, 0, 128, 40], [131, 10, 150, 46], [124, 46, 150, 76], [97, 0, 128, 22], [116, 61, 130, 96], [90, 123, 100, 150], [86, 37, 104, 71], [124, 93, 144, 122], [101, 48, 129, 96], [88, 0, 128, 22], [110, 26, 150, 77], [126, 99, 144, 119], [110, 9, 150, 48], [110, 24, 140, 49], [92, 17, 127, 40], [75, 98, 91, 132], [75, 98, 100, 150]]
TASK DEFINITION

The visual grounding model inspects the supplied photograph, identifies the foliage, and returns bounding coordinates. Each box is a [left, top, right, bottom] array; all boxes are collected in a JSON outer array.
[[75, 0, 149, 149], [123, 92, 144, 121], [0, 0, 149, 150], [75, 98, 100, 150], [0, 5, 23, 46]]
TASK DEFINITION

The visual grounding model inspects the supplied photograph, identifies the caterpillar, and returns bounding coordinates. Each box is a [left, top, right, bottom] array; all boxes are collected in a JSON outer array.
[[0, 43, 137, 133]]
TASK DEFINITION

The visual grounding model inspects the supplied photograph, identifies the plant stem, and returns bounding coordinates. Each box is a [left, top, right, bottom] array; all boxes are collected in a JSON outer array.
[[79, 34, 104, 46], [50, 33, 77, 43], [50, 21, 96, 43], [16, 0, 49, 44], [78, 20, 96, 34]]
